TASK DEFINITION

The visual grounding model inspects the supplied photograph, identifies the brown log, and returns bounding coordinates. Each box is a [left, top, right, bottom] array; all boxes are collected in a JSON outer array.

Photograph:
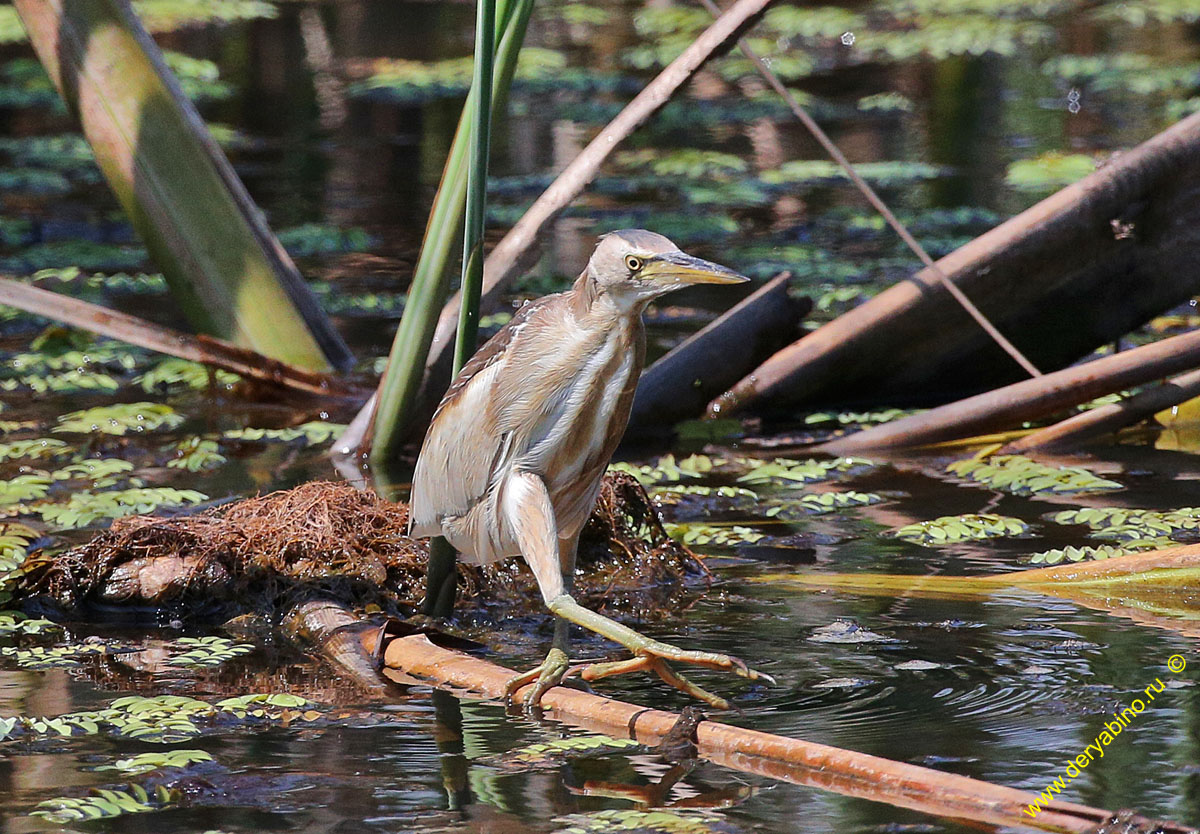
[[816, 324, 1200, 454], [709, 111, 1200, 418], [1003, 367, 1200, 453], [394, 0, 774, 441], [628, 273, 807, 428], [379, 633, 1188, 834], [0, 277, 363, 398]]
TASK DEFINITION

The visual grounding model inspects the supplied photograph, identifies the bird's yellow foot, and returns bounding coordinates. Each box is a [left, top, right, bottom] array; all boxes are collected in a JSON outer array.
[[504, 646, 570, 708], [579, 639, 772, 710], [547, 595, 772, 709]]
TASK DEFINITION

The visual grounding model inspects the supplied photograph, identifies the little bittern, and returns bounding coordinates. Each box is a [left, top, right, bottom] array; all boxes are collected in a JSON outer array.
[[410, 230, 769, 708]]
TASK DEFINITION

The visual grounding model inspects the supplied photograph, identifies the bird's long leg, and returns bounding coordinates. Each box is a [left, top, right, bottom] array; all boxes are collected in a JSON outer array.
[[502, 472, 770, 710]]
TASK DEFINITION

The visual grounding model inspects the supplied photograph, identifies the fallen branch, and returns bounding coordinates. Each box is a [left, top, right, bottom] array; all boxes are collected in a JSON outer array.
[[817, 323, 1200, 454], [710, 111, 1200, 418], [1003, 368, 1200, 453], [0, 277, 363, 398], [629, 273, 807, 428], [376, 632, 1188, 833], [391, 0, 774, 440]]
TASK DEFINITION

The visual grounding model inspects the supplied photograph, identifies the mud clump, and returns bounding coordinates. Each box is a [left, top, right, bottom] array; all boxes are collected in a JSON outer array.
[[21, 474, 706, 623]]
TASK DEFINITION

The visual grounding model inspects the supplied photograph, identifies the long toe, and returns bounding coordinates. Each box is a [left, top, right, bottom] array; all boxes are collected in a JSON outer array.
[[504, 647, 571, 709], [638, 640, 774, 685]]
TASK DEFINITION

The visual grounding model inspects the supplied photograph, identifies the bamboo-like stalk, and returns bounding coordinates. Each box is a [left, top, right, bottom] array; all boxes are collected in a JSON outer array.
[[376, 633, 1184, 834], [817, 321, 1200, 454], [14, 0, 352, 372], [367, 0, 532, 467], [0, 277, 362, 397]]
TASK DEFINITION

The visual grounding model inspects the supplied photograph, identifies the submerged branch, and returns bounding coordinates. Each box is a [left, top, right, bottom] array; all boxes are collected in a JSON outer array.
[[377, 633, 1184, 834]]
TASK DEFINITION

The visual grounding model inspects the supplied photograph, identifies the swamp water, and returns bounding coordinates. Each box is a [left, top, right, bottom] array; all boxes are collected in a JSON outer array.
[[2, 0, 1200, 830]]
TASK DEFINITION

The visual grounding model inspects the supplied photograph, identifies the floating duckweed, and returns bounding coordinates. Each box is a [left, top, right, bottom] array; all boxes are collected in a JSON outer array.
[[893, 513, 1029, 545], [664, 522, 765, 546], [1005, 152, 1096, 193], [556, 808, 724, 834], [222, 421, 346, 446], [0, 612, 59, 635], [167, 437, 227, 472], [51, 458, 136, 486], [1028, 544, 1152, 565], [168, 636, 254, 667], [34, 487, 208, 529], [55, 402, 184, 435], [946, 455, 1123, 496], [0, 438, 71, 461], [761, 159, 941, 187], [0, 642, 125, 669], [804, 408, 918, 426], [137, 357, 238, 392], [737, 456, 875, 486], [0, 369, 121, 394], [98, 749, 214, 775], [214, 693, 310, 711], [496, 734, 639, 768], [609, 454, 722, 485], [0, 522, 35, 581], [649, 484, 758, 503], [31, 783, 175, 824], [277, 222, 375, 256], [0, 474, 52, 503], [1051, 506, 1200, 541], [765, 490, 884, 517]]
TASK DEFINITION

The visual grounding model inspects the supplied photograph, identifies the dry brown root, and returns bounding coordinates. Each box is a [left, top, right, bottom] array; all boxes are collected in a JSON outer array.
[[19, 474, 706, 623]]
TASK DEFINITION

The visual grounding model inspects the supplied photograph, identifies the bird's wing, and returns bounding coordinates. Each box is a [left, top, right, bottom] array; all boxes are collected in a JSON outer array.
[[409, 296, 554, 537]]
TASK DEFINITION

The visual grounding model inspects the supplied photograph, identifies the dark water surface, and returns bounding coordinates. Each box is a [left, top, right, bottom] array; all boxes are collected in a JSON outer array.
[[2, 0, 1200, 831]]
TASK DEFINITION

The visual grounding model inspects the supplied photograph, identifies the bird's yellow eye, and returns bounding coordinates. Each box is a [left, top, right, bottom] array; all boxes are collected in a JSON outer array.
[[624, 255, 643, 273]]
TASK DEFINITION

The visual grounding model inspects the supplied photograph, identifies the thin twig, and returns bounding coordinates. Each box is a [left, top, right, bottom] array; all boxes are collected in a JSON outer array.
[[695, 0, 1042, 379]]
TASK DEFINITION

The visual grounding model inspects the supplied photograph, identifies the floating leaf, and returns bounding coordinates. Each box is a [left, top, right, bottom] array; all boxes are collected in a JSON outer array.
[[1051, 506, 1200, 541], [1028, 544, 1153, 565], [0, 438, 70, 462], [608, 454, 721, 486], [892, 513, 1029, 545], [137, 357, 238, 392], [167, 636, 254, 667], [1005, 152, 1096, 193], [737, 456, 874, 486], [98, 749, 213, 775], [51, 458, 136, 487], [765, 490, 884, 517], [166, 437, 227, 472], [34, 487, 207, 529], [663, 522, 765, 546], [55, 402, 184, 436], [0, 474, 52, 504], [946, 455, 1122, 496], [222, 421, 346, 446]]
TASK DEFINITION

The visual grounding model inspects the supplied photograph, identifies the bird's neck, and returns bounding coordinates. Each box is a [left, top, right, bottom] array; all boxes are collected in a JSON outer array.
[[570, 272, 652, 322]]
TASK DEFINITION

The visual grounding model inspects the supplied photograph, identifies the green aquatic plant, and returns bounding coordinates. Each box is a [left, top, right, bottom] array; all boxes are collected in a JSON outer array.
[[0, 438, 71, 462], [2, 240, 148, 271], [1, 642, 124, 669], [494, 734, 639, 768], [650, 484, 759, 503], [857, 92, 914, 112], [137, 357, 238, 392], [556, 809, 725, 834], [277, 223, 374, 257], [55, 402, 184, 435], [1051, 507, 1200, 542], [805, 408, 918, 426], [167, 636, 254, 667], [0, 523, 35, 591], [946, 455, 1123, 496], [737, 456, 875, 486], [222, 421, 346, 446], [664, 522, 765, 546], [0, 475, 52, 503], [0, 167, 70, 195], [765, 490, 884, 517], [349, 47, 575, 104], [892, 513, 1028, 545], [51, 459, 136, 486], [31, 784, 174, 824], [1005, 153, 1095, 193], [162, 51, 233, 102], [1027, 544, 1152, 565], [608, 453, 721, 486], [98, 749, 213, 775], [0, 368, 121, 394], [613, 149, 748, 179], [761, 159, 942, 187], [130, 0, 278, 31], [35, 487, 207, 529], [0, 612, 59, 635], [166, 437, 227, 472], [1090, 0, 1200, 25]]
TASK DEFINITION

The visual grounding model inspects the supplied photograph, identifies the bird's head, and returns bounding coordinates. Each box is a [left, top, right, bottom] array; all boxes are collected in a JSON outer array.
[[587, 229, 747, 307]]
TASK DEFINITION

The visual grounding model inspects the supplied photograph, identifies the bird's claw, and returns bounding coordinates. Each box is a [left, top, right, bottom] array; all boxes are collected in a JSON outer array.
[[578, 644, 772, 710], [504, 647, 571, 709]]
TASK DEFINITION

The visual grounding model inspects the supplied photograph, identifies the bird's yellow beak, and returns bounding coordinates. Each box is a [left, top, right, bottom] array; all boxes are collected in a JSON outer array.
[[641, 251, 749, 286]]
